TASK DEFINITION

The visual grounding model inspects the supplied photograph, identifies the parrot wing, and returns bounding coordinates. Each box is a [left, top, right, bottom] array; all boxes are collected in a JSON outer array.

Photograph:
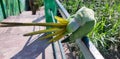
[[62, 20, 95, 43]]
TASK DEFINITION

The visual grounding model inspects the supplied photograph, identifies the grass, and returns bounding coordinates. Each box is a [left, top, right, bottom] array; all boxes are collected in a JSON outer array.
[[61, 0, 120, 59]]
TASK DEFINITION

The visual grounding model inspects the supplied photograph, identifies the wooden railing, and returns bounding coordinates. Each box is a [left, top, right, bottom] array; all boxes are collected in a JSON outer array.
[[0, 0, 25, 21]]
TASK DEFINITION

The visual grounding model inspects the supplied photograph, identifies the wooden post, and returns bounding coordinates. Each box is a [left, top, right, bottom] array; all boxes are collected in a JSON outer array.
[[18, 0, 21, 13], [44, 0, 57, 23]]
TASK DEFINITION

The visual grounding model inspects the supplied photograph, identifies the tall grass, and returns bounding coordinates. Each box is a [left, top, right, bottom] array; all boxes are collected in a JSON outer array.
[[61, 0, 120, 59]]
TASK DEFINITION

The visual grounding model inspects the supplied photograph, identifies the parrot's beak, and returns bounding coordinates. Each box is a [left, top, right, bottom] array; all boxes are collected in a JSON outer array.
[[54, 16, 69, 24]]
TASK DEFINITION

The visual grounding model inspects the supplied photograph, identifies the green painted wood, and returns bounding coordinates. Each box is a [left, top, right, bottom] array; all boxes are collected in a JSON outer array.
[[4, 0, 9, 16], [19, 0, 25, 11], [4, 0, 11, 16], [0, 0, 7, 19], [44, 0, 57, 23], [44, 1, 58, 59], [8, 0, 20, 15], [5, 0, 25, 16], [0, 4, 4, 21], [0, 0, 25, 21], [13, 0, 20, 15], [18, 0, 21, 13], [4, 0, 13, 16]]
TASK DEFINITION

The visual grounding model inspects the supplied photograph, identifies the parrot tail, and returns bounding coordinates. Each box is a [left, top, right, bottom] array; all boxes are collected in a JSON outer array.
[[23, 28, 61, 36], [0, 22, 66, 27], [0, 16, 69, 43], [48, 28, 66, 43]]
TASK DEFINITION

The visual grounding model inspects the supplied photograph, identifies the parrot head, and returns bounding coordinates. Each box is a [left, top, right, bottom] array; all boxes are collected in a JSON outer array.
[[66, 7, 96, 33]]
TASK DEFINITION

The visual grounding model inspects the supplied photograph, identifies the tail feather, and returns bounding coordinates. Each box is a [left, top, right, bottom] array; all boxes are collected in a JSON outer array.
[[55, 16, 68, 24], [48, 28, 66, 43], [40, 28, 64, 40], [24, 28, 61, 36], [0, 22, 66, 27]]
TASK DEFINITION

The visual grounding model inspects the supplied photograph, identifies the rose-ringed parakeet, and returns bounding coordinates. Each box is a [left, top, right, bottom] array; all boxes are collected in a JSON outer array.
[[62, 7, 96, 43], [0, 7, 96, 43]]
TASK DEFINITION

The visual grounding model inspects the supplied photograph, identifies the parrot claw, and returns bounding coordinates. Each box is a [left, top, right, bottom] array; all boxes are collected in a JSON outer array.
[[61, 36, 70, 43]]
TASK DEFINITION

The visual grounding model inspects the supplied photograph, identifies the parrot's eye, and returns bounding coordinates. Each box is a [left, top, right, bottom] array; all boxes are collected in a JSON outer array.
[[75, 13, 82, 21]]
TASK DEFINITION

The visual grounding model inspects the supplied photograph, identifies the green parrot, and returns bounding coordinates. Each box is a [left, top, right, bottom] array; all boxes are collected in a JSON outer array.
[[63, 7, 96, 43], [0, 7, 96, 43]]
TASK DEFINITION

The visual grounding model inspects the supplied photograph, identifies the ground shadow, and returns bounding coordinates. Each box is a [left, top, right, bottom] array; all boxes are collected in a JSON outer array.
[[32, 15, 45, 23], [11, 33, 50, 59], [11, 16, 50, 59], [23, 15, 45, 48]]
